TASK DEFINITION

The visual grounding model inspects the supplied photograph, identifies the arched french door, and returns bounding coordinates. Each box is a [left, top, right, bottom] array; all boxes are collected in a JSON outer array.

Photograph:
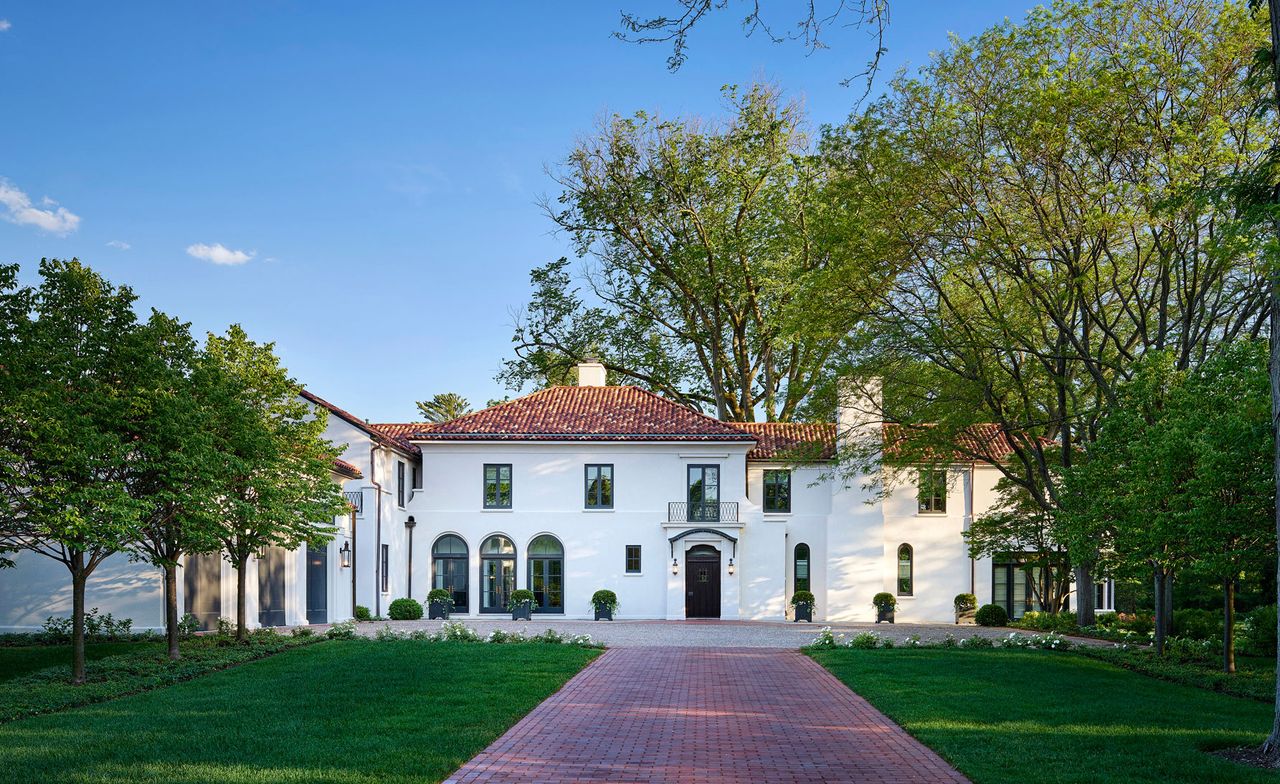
[[432, 534, 469, 613], [480, 535, 516, 613], [527, 535, 564, 614], [684, 544, 721, 618]]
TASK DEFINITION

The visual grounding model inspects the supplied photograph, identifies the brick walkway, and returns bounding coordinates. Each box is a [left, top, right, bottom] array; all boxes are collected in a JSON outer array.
[[445, 647, 969, 783]]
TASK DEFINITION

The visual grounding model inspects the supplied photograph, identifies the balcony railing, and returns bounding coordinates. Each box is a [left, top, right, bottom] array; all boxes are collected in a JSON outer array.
[[343, 491, 364, 515], [667, 501, 738, 524]]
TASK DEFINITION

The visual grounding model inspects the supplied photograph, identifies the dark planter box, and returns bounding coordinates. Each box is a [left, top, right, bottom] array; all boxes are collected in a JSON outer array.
[[511, 604, 532, 621], [428, 601, 451, 621], [876, 607, 895, 624], [594, 606, 613, 621], [955, 609, 976, 625], [793, 603, 813, 623]]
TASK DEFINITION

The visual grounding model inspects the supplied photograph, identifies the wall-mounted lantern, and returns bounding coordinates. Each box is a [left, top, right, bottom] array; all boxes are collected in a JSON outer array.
[[671, 558, 680, 575], [339, 541, 352, 568], [727, 558, 736, 576]]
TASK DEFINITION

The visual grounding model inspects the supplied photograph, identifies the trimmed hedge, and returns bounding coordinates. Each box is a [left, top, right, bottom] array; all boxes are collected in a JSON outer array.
[[387, 598, 423, 621], [975, 604, 1008, 627]]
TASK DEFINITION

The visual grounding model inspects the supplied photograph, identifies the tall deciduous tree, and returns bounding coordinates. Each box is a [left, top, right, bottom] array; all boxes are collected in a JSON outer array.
[[0, 260, 148, 682], [203, 326, 347, 642], [504, 84, 887, 421], [415, 393, 473, 423], [827, 0, 1273, 624]]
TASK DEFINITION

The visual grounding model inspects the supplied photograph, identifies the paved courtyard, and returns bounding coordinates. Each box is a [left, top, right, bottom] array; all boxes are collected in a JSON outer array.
[[359, 617, 1085, 648], [445, 646, 970, 783]]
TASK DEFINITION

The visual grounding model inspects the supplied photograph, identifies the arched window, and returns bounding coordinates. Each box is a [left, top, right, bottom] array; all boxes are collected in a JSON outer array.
[[897, 544, 913, 596], [793, 543, 810, 593], [432, 534, 468, 613], [527, 535, 564, 614], [480, 535, 516, 613]]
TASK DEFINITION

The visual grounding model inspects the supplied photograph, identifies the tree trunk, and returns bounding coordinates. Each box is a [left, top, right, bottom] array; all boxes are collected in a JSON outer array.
[[1224, 578, 1237, 675], [235, 556, 248, 643], [1153, 568, 1167, 656], [1076, 563, 1096, 627], [70, 554, 87, 685], [164, 563, 180, 661], [1163, 572, 1175, 640], [1261, 0, 1280, 760]]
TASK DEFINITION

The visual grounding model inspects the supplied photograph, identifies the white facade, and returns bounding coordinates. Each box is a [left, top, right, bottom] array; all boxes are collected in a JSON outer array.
[[0, 371, 1111, 631]]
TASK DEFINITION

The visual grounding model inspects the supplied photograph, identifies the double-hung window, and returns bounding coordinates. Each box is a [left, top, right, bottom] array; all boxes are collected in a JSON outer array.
[[396, 461, 405, 507], [763, 469, 791, 513], [585, 464, 613, 509], [484, 464, 512, 509], [917, 468, 947, 514], [625, 545, 642, 574]]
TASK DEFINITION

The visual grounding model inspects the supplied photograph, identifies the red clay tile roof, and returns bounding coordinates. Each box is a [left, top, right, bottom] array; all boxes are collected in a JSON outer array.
[[733, 422, 837, 461], [332, 458, 363, 479], [300, 389, 420, 456], [409, 386, 758, 443], [882, 422, 1046, 462], [369, 423, 428, 441]]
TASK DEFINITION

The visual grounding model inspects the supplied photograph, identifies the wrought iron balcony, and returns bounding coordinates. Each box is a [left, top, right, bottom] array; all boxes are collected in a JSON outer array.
[[343, 491, 364, 515], [667, 501, 738, 524]]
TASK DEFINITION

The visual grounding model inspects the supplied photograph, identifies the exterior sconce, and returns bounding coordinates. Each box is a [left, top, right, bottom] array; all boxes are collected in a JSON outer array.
[[671, 558, 679, 575], [339, 541, 351, 568], [727, 558, 736, 576], [405, 516, 416, 529]]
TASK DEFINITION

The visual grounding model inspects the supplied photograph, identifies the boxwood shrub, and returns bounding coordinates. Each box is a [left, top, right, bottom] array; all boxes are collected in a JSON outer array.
[[975, 603, 1009, 627], [387, 598, 423, 621]]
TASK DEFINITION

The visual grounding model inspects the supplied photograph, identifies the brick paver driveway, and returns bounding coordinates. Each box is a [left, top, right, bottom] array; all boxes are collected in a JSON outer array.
[[446, 647, 969, 783]]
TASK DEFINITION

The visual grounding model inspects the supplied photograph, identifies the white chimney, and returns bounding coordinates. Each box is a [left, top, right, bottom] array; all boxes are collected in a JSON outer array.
[[837, 376, 883, 454], [576, 360, 607, 387]]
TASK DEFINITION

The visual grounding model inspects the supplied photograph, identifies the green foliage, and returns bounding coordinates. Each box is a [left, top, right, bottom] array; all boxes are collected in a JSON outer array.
[[872, 592, 896, 610], [508, 589, 535, 610], [325, 621, 357, 640], [1075, 645, 1276, 703], [975, 604, 1008, 627], [1241, 605, 1277, 658], [387, 598, 423, 621], [1170, 609, 1219, 642], [849, 632, 881, 649], [40, 610, 137, 643], [790, 590, 816, 607], [353, 605, 371, 622], [590, 590, 619, 612], [426, 588, 452, 605], [953, 593, 977, 612], [176, 614, 200, 641], [415, 393, 472, 423], [1014, 611, 1078, 634]]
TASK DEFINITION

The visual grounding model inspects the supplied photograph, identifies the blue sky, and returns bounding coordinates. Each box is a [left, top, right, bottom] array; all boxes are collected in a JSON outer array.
[[0, 2, 1034, 422]]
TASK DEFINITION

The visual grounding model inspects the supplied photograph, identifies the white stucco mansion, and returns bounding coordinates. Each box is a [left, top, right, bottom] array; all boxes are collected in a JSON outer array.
[[0, 362, 1114, 631]]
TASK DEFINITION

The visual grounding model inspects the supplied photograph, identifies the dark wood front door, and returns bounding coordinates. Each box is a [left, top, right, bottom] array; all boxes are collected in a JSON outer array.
[[306, 544, 327, 625], [685, 545, 721, 618]]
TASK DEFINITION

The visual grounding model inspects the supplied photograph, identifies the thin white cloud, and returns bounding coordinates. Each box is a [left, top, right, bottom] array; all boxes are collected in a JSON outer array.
[[186, 242, 254, 266], [106, 240, 131, 250], [0, 20, 11, 32], [0, 177, 81, 234]]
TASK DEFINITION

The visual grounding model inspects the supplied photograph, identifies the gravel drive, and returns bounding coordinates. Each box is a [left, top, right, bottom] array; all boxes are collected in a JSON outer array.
[[352, 617, 1105, 648]]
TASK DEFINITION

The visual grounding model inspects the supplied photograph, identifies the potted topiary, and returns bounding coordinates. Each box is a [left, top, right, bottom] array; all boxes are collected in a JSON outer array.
[[591, 590, 619, 621], [427, 588, 453, 620], [954, 593, 977, 625], [509, 589, 535, 621], [790, 590, 816, 623], [387, 598, 423, 621], [873, 592, 897, 623]]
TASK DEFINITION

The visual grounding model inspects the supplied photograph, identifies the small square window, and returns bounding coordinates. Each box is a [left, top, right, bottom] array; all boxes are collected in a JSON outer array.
[[763, 469, 791, 513], [484, 464, 512, 509], [585, 464, 614, 509], [917, 468, 946, 514], [625, 545, 641, 574]]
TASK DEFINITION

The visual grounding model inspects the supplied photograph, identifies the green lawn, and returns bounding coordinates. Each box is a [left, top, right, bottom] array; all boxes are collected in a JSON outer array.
[[808, 648, 1278, 784], [1, 639, 598, 783], [0, 641, 163, 682]]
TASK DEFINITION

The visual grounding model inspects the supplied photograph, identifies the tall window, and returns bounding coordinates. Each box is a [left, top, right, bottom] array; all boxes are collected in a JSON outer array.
[[897, 544, 913, 596], [764, 469, 791, 513], [396, 461, 405, 507], [480, 535, 516, 613], [527, 535, 564, 613], [917, 468, 946, 513], [793, 543, 810, 593], [380, 543, 390, 593], [625, 545, 642, 574], [585, 464, 614, 508], [412, 464, 421, 490], [432, 535, 468, 612], [687, 465, 720, 522], [484, 464, 512, 509]]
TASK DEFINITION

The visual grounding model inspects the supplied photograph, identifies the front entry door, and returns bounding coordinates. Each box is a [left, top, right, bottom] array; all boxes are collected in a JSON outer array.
[[306, 544, 327, 625], [257, 547, 286, 627], [684, 545, 721, 618]]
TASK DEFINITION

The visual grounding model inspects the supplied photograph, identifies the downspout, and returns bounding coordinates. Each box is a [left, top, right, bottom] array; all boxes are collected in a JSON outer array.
[[405, 517, 416, 599], [966, 464, 976, 596], [350, 509, 358, 618], [371, 444, 384, 618]]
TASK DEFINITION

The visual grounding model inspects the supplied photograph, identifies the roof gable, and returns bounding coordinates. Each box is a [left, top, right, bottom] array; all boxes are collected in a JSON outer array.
[[410, 386, 757, 444], [300, 389, 420, 456]]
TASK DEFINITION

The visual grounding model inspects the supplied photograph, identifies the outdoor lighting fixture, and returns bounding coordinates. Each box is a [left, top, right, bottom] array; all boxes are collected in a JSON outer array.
[[727, 558, 735, 576], [339, 541, 351, 568], [404, 516, 416, 529], [671, 558, 679, 575]]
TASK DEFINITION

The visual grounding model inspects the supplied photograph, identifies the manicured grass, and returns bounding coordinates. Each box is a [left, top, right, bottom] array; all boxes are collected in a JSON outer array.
[[1, 639, 599, 783], [0, 641, 163, 683], [808, 648, 1277, 784], [1074, 646, 1276, 702]]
